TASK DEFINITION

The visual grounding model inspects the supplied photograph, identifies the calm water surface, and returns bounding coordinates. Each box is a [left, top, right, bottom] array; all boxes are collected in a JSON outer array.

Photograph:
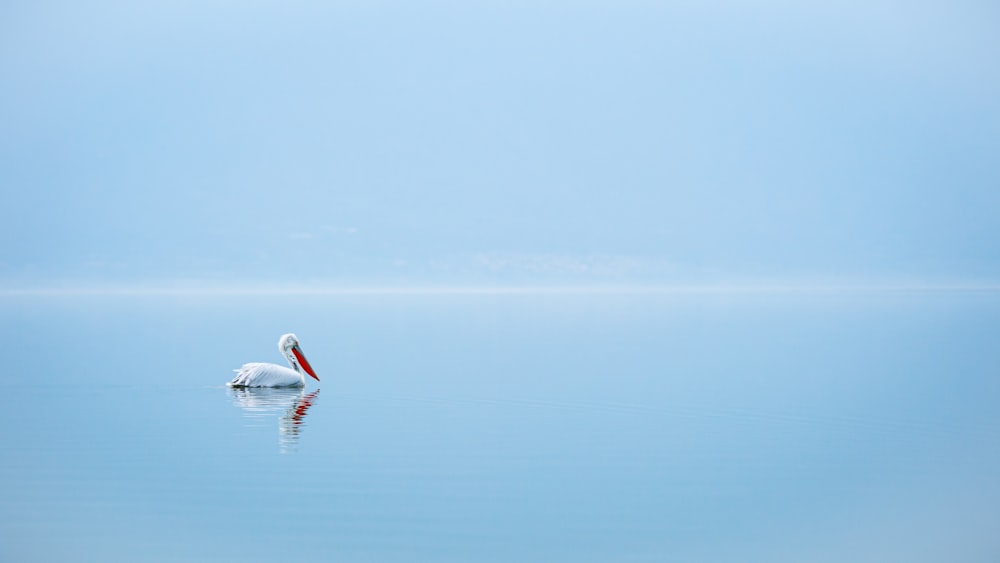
[[1, 291, 998, 562]]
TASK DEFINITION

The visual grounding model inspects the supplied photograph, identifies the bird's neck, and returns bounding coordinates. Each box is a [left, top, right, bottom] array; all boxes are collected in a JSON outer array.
[[285, 353, 304, 374]]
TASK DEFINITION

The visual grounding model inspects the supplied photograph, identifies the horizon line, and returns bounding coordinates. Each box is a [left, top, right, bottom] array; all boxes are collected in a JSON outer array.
[[2, 282, 1000, 297]]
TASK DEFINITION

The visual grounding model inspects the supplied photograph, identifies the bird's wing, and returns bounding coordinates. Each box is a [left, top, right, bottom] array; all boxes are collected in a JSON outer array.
[[228, 362, 303, 388]]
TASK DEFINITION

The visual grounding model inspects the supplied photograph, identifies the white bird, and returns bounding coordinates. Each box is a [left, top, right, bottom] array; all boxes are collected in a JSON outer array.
[[228, 333, 320, 388]]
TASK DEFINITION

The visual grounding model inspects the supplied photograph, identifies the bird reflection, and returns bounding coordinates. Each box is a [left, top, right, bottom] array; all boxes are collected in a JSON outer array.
[[228, 387, 320, 453]]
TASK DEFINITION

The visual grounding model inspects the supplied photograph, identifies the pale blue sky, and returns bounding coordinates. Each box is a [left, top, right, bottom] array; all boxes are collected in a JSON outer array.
[[1, 1, 998, 288]]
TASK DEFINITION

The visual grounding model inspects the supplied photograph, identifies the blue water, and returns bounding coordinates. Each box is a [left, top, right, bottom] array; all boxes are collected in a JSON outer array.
[[1, 291, 998, 562]]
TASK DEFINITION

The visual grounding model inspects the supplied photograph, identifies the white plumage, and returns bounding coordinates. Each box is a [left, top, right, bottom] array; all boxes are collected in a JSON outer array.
[[229, 362, 305, 388], [228, 333, 320, 388]]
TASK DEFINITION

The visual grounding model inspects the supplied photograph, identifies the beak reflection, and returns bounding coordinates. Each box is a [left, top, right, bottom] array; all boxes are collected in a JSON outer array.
[[228, 387, 321, 453]]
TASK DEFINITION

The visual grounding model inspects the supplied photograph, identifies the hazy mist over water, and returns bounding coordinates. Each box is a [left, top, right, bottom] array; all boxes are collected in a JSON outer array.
[[1, 291, 998, 561], [2, 1, 999, 560], [2, 1, 999, 288]]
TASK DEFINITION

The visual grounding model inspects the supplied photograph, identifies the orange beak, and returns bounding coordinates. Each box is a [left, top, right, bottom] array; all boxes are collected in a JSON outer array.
[[292, 345, 320, 381]]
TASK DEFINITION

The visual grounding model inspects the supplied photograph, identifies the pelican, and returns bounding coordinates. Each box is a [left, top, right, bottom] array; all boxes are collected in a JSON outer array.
[[228, 333, 320, 388]]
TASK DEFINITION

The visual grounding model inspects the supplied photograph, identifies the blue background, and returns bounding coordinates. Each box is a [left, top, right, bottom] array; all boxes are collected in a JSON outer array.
[[2, 1, 998, 289]]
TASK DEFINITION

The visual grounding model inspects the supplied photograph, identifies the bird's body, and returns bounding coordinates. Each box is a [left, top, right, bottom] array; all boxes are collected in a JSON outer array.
[[228, 333, 320, 388], [230, 362, 306, 388]]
